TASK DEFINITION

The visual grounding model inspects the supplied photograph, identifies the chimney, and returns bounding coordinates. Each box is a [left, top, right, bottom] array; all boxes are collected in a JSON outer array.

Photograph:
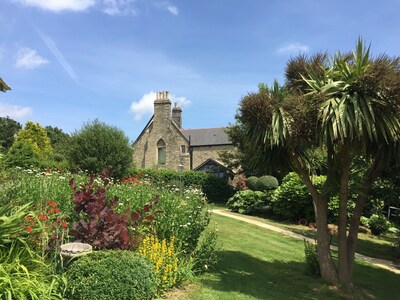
[[172, 102, 182, 128], [153, 91, 171, 126]]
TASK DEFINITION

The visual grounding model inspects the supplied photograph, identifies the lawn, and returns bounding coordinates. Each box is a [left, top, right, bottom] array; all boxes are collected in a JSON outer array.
[[210, 204, 399, 263], [175, 213, 400, 300]]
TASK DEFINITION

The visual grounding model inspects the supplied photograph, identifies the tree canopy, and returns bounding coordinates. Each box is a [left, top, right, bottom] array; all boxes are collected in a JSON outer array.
[[68, 119, 133, 178], [0, 116, 22, 152]]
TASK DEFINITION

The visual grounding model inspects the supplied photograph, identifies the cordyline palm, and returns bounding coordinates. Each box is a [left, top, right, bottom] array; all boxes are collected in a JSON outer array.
[[239, 39, 400, 285]]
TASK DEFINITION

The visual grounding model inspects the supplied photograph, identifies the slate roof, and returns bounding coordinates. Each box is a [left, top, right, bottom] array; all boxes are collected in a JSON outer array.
[[181, 127, 232, 146]]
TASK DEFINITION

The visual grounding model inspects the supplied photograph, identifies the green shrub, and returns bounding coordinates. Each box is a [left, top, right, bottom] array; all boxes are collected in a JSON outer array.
[[246, 176, 258, 190], [368, 214, 390, 235], [271, 172, 325, 221], [126, 168, 233, 203], [256, 175, 279, 191], [68, 119, 133, 178], [3, 140, 42, 169], [65, 250, 156, 300], [227, 190, 267, 215], [202, 175, 234, 203], [304, 240, 320, 277]]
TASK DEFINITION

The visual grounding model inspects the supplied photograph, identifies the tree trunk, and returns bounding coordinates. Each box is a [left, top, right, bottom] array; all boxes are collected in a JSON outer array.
[[290, 153, 338, 284], [337, 142, 352, 286], [314, 196, 339, 284], [346, 156, 385, 279]]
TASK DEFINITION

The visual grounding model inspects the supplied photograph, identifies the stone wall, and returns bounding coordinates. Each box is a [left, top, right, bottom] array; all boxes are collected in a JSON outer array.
[[133, 122, 191, 170], [191, 144, 235, 169]]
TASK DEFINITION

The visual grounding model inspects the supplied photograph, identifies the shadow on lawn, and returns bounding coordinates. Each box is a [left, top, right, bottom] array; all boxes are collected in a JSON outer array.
[[282, 227, 399, 262], [201, 250, 400, 300]]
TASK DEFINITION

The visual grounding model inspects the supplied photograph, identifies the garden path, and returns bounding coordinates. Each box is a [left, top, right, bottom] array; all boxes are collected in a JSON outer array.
[[211, 209, 400, 275]]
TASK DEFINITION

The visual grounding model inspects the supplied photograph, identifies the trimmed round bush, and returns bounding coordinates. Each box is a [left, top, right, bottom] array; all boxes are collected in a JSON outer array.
[[65, 250, 156, 300], [368, 214, 390, 235], [246, 176, 258, 190], [227, 190, 267, 215], [256, 175, 279, 191]]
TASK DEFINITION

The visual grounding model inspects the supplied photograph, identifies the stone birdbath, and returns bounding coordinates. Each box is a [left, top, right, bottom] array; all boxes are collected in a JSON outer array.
[[60, 242, 92, 258]]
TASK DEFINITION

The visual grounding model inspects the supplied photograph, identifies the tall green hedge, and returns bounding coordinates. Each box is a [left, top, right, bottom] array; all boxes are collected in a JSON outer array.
[[126, 168, 234, 203]]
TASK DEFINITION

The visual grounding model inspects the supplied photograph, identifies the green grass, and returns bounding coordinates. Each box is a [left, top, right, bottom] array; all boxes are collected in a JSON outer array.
[[175, 213, 400, 300], [220, 211, 399, 262]]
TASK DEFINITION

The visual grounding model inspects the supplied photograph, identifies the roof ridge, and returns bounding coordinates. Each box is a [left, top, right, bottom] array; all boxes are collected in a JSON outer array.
[[182, 127, 227, 131]]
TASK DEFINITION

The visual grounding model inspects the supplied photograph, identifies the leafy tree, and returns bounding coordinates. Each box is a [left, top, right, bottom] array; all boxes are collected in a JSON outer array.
[[14, 121, 52, 156], [237, 39, 400, 286], [3, 140, 41, 168], [69, 119, 133, 178], [45, 126, 70, 147], [0, 116, 22, 152], [44, 126, 71, 165]]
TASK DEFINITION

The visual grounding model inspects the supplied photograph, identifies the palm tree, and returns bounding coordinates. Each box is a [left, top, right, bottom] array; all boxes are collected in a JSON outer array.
[[238, 39, 400, 286]]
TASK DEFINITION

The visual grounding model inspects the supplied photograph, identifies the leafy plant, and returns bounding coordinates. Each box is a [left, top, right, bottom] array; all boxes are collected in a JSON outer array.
[[65, 250, 156, 300], [304, 240, 320, 277], [0, 242, 63, 300], [271, 172, 325, 221], [227, 190, 267, 215], [192, 229, 219, 274], [70, 171, 159, 250], [0, 202, 32, 247], [368, 214, 390, 235]]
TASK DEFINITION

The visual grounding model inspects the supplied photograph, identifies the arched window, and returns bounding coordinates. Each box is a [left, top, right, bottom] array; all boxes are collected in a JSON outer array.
[[157, 139, 166, 165]]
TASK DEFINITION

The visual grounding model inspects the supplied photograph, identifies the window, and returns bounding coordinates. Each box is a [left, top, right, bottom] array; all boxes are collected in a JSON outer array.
[[157, 139, 166, 165], [181, 145, 186, 153]]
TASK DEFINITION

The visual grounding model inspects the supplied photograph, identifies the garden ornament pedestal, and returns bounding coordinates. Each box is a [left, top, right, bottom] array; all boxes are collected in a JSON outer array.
[[60, 242, 92, 258]]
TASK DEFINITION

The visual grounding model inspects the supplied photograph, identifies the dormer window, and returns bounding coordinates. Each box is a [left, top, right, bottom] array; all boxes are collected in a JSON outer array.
[[157, 139, 166, 165]]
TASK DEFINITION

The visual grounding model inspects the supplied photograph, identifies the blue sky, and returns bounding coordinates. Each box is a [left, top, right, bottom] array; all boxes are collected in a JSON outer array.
[[1, 0, 400, 141]]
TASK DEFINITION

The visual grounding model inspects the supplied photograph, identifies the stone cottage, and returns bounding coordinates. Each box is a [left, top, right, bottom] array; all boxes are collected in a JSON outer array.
[[132, 91, 234, 177]]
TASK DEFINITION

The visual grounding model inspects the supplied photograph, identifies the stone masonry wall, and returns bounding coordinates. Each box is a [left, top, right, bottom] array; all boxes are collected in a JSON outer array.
[[191, 144, 235, 169]]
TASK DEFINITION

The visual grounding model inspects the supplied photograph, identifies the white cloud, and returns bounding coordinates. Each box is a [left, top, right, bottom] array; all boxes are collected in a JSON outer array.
[[130, 91, 190, 121], [103, 0, 136, 15], [0, 102, 33, 119], [277, 43, 309, 55], [15, 0, 96, 12], [166, 5, 178, 15], [15, 47, 48, 69], [38, 33, 78, 83]]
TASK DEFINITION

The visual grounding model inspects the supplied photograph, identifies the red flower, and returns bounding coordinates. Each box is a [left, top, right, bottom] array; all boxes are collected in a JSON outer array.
[[39, 214, 47, 221], [26, 226, 33, 233], [62, 221, 68, 228], [46, 200, 57, 207]]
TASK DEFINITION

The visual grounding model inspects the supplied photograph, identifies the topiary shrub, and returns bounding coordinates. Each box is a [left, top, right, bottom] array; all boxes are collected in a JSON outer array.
[[246, 176, 258, 190], [256, 175, 279, 191], [227, 190, 267, 215], [368, 214, 390, 235], [65, 250, 156, 300]]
